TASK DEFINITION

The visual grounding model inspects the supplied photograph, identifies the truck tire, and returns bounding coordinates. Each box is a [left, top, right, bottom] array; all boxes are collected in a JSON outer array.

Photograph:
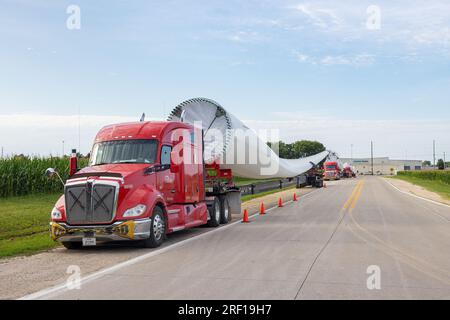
[[219, 196, 231, 224], [207, 197, 220, 227], [62, 241, 83, 250], [142, 206, 165, 248]]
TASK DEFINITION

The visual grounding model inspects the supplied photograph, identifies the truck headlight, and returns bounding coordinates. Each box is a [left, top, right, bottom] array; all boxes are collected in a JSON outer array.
[[51, 207, 62, 220], [123, 204, 147, 217]]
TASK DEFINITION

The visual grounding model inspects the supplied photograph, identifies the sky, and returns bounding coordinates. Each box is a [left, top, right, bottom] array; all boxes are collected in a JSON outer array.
[[0, 0, 449, 161]]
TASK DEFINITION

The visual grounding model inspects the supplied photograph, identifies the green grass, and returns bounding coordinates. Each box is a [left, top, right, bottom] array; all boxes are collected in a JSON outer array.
[[0, 193, 61, 258], [388, 175, 450, 200], [0, 233, 59, 258]]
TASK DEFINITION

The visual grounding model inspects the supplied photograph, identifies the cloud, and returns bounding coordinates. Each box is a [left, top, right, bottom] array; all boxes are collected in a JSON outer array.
[[226, 30, 267, 43], [294, 51, 375, 66], [292, 4, 341, 30], [287, 1, 450, 59], [320, 53, 375, 66], [295, 52, 309, 62]]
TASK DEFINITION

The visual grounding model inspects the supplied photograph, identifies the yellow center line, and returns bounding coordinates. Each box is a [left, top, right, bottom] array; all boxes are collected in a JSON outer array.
[[349, 180, 365, 211], [342, 180, 364, 210]]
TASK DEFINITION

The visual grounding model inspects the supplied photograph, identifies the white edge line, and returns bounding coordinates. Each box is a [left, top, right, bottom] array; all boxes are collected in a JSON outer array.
[[383, 178, 450, 208], [19, 188, 321, 300]]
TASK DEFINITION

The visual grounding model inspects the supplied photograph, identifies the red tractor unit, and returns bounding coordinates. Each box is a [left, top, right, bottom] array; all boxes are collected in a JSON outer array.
[[342, 164, 356, 178], [323, 161, 341, 181], [47, 120, 241, 249]]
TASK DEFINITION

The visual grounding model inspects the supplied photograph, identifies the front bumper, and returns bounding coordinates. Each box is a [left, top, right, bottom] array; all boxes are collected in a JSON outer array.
[[324, 173, 338, 180], [50, 219, 151, 242]]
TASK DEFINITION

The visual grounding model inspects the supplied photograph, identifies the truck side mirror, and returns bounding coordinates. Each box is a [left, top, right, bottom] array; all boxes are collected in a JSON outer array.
[[45, 168, 56, 178], [45, 168, 65, 187]]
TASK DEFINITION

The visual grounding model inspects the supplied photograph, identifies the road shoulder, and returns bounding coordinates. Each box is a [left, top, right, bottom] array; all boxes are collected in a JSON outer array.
[[383, 177, 450, 206]]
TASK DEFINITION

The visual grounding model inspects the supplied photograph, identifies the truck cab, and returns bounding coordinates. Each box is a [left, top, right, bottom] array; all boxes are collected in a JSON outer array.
[[323, 161, 341, 181], [49, 121, 237, 249]]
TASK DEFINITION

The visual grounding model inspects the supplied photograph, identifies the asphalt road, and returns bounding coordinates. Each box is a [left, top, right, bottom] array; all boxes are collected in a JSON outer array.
[[33, 176, 450, 299]]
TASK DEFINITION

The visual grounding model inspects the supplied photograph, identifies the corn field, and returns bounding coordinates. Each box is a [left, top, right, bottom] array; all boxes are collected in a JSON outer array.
[[397, 170, 450, 185], [0, 156, 89, 198]]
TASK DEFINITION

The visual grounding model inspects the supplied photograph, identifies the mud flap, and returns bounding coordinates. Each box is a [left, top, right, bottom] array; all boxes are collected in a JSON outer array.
[[226, 190, 241, 215]]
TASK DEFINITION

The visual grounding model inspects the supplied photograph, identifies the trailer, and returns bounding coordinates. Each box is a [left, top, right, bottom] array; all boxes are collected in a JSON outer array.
[[46, 98, 330, 250]]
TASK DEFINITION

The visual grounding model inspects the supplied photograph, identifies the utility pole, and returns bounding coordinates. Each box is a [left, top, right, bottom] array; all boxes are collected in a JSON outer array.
[[62, 140, 65, 156], [444, 152, 446, 169], [1, 146, 3, 159], [433, 140, 436, 169], [371, 141, 374, 176], [351, 144, 353, 162]]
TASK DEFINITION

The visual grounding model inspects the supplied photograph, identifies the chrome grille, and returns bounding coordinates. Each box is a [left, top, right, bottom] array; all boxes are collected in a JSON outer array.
[[65, 182, 117, 224]]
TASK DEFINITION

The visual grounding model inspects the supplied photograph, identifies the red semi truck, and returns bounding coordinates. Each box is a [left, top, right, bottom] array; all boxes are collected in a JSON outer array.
[[323, 161, 341, 181], [47, 120, 241, 249], [342, 164, 356, 178]]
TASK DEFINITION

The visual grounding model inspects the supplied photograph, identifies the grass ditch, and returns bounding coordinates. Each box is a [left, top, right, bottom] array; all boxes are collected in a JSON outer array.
[[0, 193, 61, 258], [388, 170, 450, 200]]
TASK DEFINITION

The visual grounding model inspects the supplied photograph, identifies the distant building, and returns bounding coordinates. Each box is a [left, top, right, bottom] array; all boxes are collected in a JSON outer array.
[[339, 157, 422, 175]]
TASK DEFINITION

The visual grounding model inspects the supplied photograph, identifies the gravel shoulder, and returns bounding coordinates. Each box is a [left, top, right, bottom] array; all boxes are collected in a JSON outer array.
[[384, 177, 450, 206]]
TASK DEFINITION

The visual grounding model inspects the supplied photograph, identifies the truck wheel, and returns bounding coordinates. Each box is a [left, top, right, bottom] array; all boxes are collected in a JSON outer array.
[[207, 197, 220, 227], [219, 197, 230, 224], [62, 241, 83, 250], [142, 207, 165, 248]]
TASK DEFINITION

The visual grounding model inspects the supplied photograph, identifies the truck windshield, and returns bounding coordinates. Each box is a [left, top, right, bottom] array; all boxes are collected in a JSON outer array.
[[89, 139, 158, 165], [325, 165, 336, 170]]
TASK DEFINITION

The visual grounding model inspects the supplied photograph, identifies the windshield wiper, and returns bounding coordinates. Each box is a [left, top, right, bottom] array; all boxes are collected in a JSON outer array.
[[92, 162, 110, 166], [113, 160, 145, 164]]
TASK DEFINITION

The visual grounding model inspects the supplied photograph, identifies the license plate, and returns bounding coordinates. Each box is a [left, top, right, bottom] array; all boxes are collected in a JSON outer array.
[[82, 237, 96, 246]]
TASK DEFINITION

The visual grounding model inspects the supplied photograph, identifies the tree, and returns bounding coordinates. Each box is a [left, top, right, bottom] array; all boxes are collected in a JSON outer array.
[[422, 160, 431, 167], [267, 140, 325, 159], [437, 158, 445, 170], [292, 140, 326, 158]]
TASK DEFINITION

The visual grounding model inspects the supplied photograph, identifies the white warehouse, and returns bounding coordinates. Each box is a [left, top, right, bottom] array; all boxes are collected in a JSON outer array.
[[339, 157, 422, 175]]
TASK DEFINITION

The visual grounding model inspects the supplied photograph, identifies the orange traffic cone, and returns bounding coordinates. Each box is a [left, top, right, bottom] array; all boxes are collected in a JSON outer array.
[[242, 209, 249, 223], [278, 197, 283, 207], [260, 202, 265, 215], [293, 193, 297, 201]]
